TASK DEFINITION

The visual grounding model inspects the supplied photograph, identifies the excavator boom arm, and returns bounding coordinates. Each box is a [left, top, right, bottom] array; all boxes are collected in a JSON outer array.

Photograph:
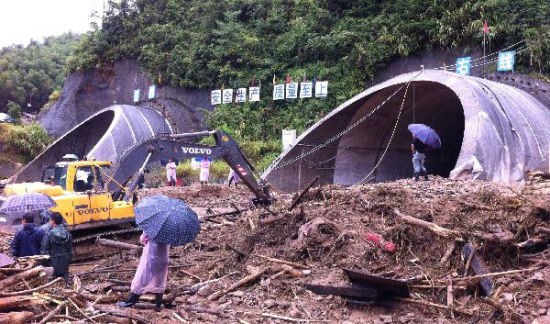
[[108, 131, 272, 205]]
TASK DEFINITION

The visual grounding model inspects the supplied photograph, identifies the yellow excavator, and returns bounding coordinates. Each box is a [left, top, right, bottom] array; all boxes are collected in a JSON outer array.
[[0, 131, 272, 231]]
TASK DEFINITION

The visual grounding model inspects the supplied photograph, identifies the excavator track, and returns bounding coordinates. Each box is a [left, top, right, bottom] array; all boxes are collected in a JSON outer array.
[[72, 227, 142, 243]]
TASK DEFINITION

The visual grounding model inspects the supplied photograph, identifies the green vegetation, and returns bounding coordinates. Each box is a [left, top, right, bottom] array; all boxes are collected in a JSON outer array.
[[0, 33, 80, 113], [6, 102, 22, 122], [3, 123, 53, 162], [67, 0, 549, 146]]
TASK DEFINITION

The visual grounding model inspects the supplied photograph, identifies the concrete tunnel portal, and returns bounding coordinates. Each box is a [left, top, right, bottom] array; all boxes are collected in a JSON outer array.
[[332, 81, 465, 185], [264, 70, 550, 192]]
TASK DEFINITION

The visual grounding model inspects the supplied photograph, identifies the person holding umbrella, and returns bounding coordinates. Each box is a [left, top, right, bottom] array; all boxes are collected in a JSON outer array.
[[408, 124, 441, 181], [10, 213, 44, 257], [118, 195, 200, 312]]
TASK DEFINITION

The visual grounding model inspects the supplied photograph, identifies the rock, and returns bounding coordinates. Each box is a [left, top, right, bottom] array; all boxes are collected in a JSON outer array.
[[538, 300, 550, 309], [380, 315, 393, 323], [263, 299, 276, 308], [398, 315, 410, 323], [539, 309, 548, 316], [288, 304, 302, 318], [532, 316, 550, 324], [502, 293, 514, 302], [230, 290, 244, 297], [197, 285, 212, 297]]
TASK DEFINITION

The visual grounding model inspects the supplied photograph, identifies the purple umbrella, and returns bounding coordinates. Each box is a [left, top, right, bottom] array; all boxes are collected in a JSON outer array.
[[408, 124, 441, 148], [0, 193, 56, 214]]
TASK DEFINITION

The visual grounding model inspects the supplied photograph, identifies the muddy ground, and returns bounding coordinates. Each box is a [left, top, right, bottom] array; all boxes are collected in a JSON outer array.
[[1, 178, 550, 324]]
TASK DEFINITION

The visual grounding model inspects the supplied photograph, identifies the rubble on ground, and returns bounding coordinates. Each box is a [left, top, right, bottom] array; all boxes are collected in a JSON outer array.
[[0, 178, 549, 323]]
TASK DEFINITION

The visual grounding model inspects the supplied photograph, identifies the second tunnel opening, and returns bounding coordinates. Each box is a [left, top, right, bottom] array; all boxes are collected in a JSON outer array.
[[333, 81, 465, 184]]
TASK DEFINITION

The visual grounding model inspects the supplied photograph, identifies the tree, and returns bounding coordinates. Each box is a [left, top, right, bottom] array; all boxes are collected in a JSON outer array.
[[6, 101, 21, 122]]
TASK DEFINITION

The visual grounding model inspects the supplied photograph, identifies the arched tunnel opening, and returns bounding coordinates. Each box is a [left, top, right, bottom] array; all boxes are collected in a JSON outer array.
[[334, 81, 465, 184], [14, 110, 115, 182]]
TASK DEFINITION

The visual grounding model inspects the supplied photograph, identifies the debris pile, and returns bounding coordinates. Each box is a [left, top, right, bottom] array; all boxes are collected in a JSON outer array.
[[0, 179, 549, 323]]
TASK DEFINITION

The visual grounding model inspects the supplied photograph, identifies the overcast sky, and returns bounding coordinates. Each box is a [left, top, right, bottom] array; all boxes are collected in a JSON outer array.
[[0, 0, 103, 48]]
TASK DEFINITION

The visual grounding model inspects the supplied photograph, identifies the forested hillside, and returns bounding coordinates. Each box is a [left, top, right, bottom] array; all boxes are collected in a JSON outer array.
[[0, 33, 80, 114], [67, 0, 549, 143]]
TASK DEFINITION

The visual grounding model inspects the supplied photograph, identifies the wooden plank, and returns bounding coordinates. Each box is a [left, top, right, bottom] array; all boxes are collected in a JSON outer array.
[[343, 269, 410, 297], [302, 283, 377, 300]]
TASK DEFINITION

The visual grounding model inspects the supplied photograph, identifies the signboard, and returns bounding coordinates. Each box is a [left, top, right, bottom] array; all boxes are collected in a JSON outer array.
[[222, 89, 233, 104], [300, 82, 313, 98], [273, 84, 285, 100], [249, 87, 260, 102], [236, 88, 247, 103], [133, 89, 140, 103], [497, 51, 515, 72], [286, 83, 298, 99], [211, 90, 221, 105], [455, 57, 471, 75], [148, 85, 156, 99], [315, 81, 328, 98]]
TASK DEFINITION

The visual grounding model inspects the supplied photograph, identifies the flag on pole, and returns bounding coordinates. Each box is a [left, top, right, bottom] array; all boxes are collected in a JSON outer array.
[[286, 73, 291, 84], [483, 20, 489, 34], [251, 75, 255, 87]]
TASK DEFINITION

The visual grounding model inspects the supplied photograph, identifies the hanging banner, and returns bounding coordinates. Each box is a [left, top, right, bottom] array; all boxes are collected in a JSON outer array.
[[148, 85, 156, 99], [455, 57, 471, 75], [315, 81, 328, 98], [222, 89, 233, 104], [286, 83, 298, 99], [211, 90, 222, 105], [235, 88, 247, 103], [133, 89, 140, 103], [249, 87, 260, 102], [273, 84, 285, 100], [299, 82, 313, 98], [497, 51, 516, 72]]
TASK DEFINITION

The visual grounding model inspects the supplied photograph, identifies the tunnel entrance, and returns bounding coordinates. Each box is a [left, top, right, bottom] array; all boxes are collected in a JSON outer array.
[[13, 111, 116, 182], [333, 81, 465, 184]]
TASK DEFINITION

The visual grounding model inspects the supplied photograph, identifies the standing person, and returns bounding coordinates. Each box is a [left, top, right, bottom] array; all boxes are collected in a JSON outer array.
[[411, 134, 428, 181], [41, 212, 73, 286], [10, 213, 43, 257], [118, 233, 169, 312], [165, 158, 177, 186], [199, 157, 211, 185], [227, 168, 239, 187]]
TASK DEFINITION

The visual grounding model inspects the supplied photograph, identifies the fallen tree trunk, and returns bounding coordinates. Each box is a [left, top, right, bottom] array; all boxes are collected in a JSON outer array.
[[91, 304, 151, 324], [208, 268, 268, 301], [0, 265, 45, 291], [96, 238, 142, 252], [0, 311, 34, 324], [394, 209, 461, 239], [0, 295, 46, 312]]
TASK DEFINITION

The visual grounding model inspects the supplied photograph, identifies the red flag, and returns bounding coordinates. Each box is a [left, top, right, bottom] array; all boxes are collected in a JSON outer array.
[[483, 20, 489, 34], [286, 73, 291, 84]]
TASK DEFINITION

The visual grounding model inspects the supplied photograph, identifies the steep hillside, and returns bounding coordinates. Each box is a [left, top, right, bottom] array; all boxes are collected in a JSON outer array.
[[0, 33, 80, 113], [66, 0, 550, 142]]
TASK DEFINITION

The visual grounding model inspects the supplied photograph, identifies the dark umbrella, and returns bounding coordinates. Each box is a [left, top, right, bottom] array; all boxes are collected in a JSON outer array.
[[0, 193, 56, 214], [408, 124, 442, 148], [134, 195, 200, 246]]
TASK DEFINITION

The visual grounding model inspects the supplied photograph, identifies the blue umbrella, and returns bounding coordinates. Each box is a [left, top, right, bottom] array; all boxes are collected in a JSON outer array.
[[0, 193, 56, 214], [134, 195, 200, 246], [408, 124, 441, 148]]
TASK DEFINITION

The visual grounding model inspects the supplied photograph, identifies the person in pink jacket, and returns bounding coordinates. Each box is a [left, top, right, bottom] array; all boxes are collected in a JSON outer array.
[[117, 233, 169, 312]]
